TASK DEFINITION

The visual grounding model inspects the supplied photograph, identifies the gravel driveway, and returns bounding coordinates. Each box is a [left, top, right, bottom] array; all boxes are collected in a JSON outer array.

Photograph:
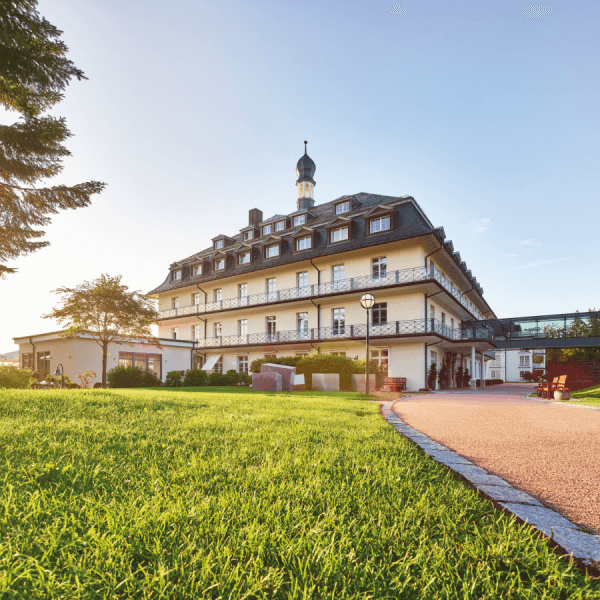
[[393, 384, 600, 534]]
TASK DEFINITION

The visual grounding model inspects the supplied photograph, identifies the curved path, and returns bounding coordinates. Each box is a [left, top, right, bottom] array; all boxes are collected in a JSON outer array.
[[393, 384, 600, 534]]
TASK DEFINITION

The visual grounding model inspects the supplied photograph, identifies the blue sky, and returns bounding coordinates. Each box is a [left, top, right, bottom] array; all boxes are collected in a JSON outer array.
[[1, 0, 599, 348]]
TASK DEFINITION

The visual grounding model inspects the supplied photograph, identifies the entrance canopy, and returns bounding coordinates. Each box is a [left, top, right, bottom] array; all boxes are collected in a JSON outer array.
[[201, 354, 221, 371]]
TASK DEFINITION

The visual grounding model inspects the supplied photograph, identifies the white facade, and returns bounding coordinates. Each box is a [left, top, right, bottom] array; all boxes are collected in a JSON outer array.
[[486, 349, 546, 382]]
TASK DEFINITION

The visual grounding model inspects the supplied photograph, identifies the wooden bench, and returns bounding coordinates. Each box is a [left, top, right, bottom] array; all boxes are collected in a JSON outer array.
[[538, 375, 569, 399]]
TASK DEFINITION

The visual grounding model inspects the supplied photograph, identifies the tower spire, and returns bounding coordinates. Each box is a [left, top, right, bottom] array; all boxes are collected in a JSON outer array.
[[296, 141, 316, 209], [304, 140, 307, 155]]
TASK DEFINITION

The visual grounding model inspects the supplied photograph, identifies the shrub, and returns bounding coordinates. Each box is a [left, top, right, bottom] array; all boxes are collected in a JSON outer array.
[[77, 370, 97, 389], [0, 365, 35, 389], [165, 370, 185, 387], [238, 372, 251, 386], [45, 373, 73, 388], [351, 358, 387, 389], [226, 370, 240, 386], [183, 369, 208, 387], [427, 363, 438, 390], [107, 365, 147, 388], [250, 356, 302, 374], [68, 383, 81, 389], [521, 371, 536, 382], [93, 382, 103, 389], [296, 354, 358, 390], [207, 372, 228, 386]]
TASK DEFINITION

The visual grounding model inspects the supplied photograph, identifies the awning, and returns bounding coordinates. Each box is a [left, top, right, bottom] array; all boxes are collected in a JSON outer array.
[[201, 354, 221, 371]]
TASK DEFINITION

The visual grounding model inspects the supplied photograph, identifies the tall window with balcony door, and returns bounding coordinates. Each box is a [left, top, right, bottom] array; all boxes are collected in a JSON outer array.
[[450, 318, 455, 339], [441, 313, 446, 334], [239, 283, 248, 305], [429, 305, 435, 331], [214, 289, 222, 303], [372, 257, 387, 281], [332, 264, 344, 292], [372, 303, 387, 327], [297, 312, 309, 338], [238, 319, 247, 337], [266, 277, 277, 301], [297, 271, 308, 297], [332, 308, 345, 335], [266, 316, 277, 341], [214, 323, 222, 338], [172, 297, 179, 310], [192, 293, 200, 307], [237, 355, 249, 374], [171, 327, 178, 340], [371, 349, 389, 377], [192, 324, 200, 341]]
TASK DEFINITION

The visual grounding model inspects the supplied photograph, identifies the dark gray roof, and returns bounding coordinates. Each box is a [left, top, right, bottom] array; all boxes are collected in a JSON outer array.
[[148, 192, 489, 310], [296, 152, 316, 182]]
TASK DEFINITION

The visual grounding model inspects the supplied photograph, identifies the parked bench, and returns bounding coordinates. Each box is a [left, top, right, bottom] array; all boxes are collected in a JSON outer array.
[[537, 375, 569, 399]]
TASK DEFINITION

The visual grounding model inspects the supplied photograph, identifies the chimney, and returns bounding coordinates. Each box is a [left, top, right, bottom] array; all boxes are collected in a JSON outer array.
[[249, 208, 263, 227]]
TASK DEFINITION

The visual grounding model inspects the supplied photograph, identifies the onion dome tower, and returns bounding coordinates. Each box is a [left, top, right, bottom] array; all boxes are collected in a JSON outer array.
[[296, 141, 316, 210]]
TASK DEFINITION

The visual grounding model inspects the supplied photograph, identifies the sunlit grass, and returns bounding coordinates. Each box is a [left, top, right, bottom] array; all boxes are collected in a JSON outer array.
[[0, 387, 598, 598]]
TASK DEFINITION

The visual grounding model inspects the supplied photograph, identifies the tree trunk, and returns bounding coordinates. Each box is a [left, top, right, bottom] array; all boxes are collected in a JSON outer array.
[[102, 343, 108, 388]]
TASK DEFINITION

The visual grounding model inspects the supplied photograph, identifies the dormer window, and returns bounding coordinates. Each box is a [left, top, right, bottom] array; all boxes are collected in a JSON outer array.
[[293, 214, 306, 227], [275, 221, 285, 232], [331, 227, 349, 243], [243, 230, 253, 241], [192, 265, 202, 276], [214, 240, 224, 250], [214, 258, 225, 271], [238, 251, 251, 265], [369, 216, 391, 234], [296, 236, 311, 251], [172, 270, 181, 281], [265, 244, 280, 258], [262, 224, 272, 236], [336, 201, 350, 214]]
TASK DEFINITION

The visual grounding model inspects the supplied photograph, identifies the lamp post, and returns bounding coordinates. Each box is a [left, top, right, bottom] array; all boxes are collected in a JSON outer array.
[[360, 293, 375, 395], [54, 364, 65, 389]]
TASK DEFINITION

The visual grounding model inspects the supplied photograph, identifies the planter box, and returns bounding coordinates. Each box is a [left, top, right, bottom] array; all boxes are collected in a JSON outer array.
[[312, 373, 339, 392], [350, 374, 376, 392]]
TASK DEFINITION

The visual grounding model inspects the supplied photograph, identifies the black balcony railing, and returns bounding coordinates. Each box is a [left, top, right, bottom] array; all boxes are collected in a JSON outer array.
[[189, 318, 493, 349], [160, 265, 485, 321]]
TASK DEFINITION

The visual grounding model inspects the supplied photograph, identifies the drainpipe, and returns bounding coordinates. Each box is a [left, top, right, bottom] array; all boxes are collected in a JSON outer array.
[[196, 284, 207, 303], [424, 245, 443, 268], [196, 315, 207, 341], [310, 258, 321, 331], [29, 336, 36, 371]]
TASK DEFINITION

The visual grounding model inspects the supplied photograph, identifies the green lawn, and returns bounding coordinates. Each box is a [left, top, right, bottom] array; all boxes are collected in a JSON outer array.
[[0, 387, 597, 599], [570, 384, 600, 406]]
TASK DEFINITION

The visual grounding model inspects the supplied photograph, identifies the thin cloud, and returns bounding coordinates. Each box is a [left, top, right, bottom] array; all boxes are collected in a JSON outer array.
[[522, 4, 554, 19], [471, 217, 492, 233], [516, 239, 542, 247], [501, 258, 568, 274]]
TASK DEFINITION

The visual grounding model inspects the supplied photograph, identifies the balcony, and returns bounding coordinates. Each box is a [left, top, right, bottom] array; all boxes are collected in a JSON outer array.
[[188, 318, 494, 350], [160, 265, 485, 321]]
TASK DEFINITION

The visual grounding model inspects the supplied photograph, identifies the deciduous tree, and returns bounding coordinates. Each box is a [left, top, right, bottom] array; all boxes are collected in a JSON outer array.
[[44, 275, 161, 387], [0, 0, 105, 277]]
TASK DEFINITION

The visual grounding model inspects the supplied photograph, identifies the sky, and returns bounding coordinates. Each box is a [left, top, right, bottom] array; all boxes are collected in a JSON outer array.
[[1, 0, 599, 350]]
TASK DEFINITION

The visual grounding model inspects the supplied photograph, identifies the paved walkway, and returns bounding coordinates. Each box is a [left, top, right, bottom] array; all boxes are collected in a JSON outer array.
[[393, 384, 600, 535]]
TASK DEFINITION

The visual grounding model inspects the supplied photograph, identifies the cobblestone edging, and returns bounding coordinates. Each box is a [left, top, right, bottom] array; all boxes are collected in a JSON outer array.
[[380, 400, 600, 567]]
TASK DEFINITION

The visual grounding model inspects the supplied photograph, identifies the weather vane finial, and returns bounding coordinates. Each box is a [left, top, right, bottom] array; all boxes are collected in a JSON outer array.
[[304, 140, 307, 154]]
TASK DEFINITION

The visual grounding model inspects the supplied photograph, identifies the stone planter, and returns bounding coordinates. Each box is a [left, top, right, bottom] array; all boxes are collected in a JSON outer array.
[[553, 390, 570, 401]]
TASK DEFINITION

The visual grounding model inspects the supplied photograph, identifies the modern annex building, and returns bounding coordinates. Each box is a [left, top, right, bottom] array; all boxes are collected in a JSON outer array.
[[148, 146, 498, 390]]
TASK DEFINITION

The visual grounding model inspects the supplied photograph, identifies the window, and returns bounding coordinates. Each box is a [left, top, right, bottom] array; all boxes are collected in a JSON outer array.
[[275, 221, 285, 232], [192, 265, 202, 276], [442, 312, 446, 326], [119, 352, 133, 368], [172, 297, 179, 309], [172, 270, 181, 281], [332, 264, 344, 281], [372, 303, 387, 325], [293, 214, 306, 226], [237, 355, 249, 374], [336, 201, 350, 214], [213, 357, 223, 374], [491, 370, 502, 379], [214, 240, 224, 250], [265, 244, 279, 258], [262, 224, 272, 236], [22, 353, 33, 369], [266, 316, 277, 339], [193, 354, 205, 370], [332, 308, 345, 335], [331, 226, 349, 243], [264, 353, 277, 359], [214, 258, 225, 270], [371, 349, 389, 376], [450, 318, 455, 331], [171, 327, 178, 340], [213, 289, 222, 302], [238, 319, 248, 336], [192, 324, 201, 341], [243, 230, 253, 241], [266, 277, 277, 299], [297, 312, 309, 334], [239, 283, 248, 298], [370, 216, 391, 233], [36, 351, 50, 374], [296, 351, 309, 357], [238, 251, 251, 265], [297, 271, 308, 289], [519, 355, 530, 368], [372, 257, 387, 280], [120, 353, 161, 375], [430, 350, 438, 366], [192, 293, 200, 306], [214, 323, 222, 337], [330, 351, 346, 357], [296, 236, 311, 251], [430, 305, 435, 320]]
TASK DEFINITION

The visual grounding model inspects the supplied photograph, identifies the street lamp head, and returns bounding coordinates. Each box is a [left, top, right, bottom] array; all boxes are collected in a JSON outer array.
[[54, 366, 61, 376], [360, 293, 375, 309]]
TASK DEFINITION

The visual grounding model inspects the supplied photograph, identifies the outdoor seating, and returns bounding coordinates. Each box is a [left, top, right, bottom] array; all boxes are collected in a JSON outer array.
[[538, 375, 569, 399]]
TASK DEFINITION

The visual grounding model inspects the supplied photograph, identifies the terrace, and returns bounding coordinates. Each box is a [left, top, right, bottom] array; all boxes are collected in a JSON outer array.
[[159, 265, 486, 321]]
